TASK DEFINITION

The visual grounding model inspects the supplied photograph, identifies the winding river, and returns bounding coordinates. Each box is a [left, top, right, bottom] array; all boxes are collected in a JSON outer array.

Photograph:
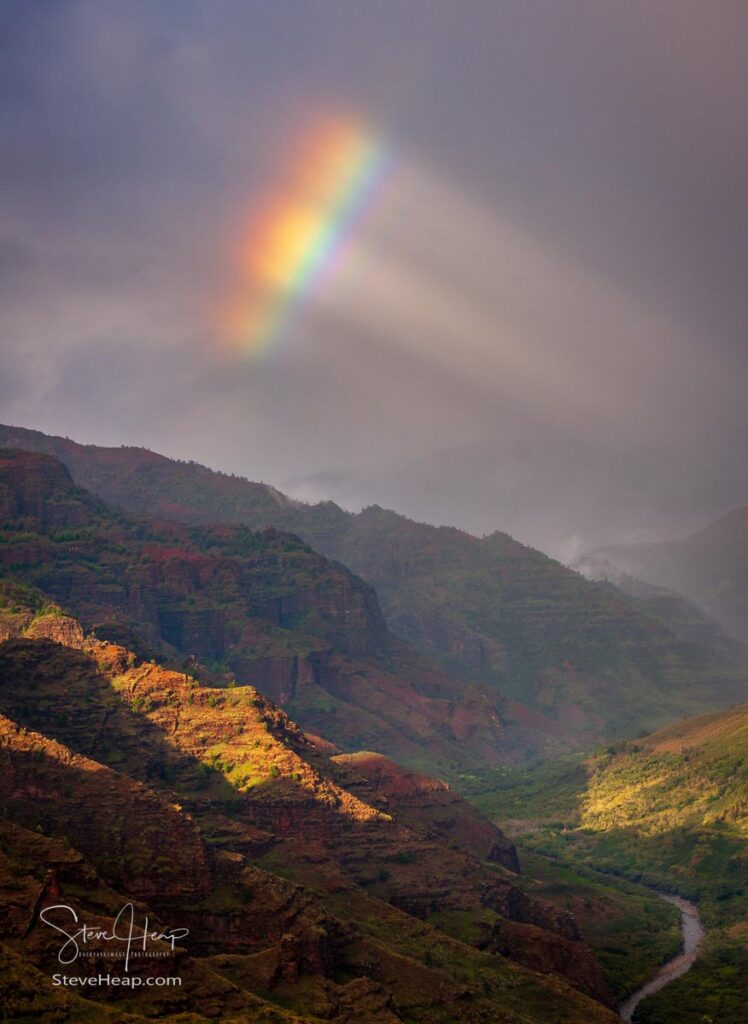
[[618, 891, 705, 1022]]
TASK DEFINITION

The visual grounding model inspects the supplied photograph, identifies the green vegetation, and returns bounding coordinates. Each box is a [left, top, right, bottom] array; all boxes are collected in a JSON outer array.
[[459, 755, 591, 824], [2, 434, 746, 1023], [296, 508, 747, 743]]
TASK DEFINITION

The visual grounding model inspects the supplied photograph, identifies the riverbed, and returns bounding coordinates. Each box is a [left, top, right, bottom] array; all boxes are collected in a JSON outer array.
[[618, 892, 705, 1022]]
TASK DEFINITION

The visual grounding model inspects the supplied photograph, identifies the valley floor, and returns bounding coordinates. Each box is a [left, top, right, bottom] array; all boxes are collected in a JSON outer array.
[[458, 738, 748, 1024]]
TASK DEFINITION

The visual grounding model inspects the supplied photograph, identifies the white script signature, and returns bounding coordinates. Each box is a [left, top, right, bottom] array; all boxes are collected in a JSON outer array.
[[39, 903, 189, 971]]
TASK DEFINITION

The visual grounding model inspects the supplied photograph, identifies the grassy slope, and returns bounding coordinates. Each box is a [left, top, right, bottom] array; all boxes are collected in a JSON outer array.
[[459, 704, 748, 1022]]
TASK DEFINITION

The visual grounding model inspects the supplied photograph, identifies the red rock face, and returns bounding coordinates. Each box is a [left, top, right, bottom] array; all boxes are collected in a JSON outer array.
[[23, 614, 85, 647], [489, 918, 615, 1002], [4, 427, 739, 747]]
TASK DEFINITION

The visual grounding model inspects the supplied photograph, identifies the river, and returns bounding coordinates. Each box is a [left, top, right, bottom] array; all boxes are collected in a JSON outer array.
[[618, 891, 705, 1022]]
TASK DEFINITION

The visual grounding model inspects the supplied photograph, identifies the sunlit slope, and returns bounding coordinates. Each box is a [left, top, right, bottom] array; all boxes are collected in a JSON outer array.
[[487, 704, 748, 919], [582, 704, 748, 841]]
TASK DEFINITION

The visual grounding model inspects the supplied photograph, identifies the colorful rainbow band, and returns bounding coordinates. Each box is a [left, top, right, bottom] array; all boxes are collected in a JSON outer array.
[[225, 115, 392, 356]]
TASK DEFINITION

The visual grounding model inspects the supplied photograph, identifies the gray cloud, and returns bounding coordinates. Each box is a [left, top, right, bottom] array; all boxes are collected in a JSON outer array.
[[1, 1, 746, 557]]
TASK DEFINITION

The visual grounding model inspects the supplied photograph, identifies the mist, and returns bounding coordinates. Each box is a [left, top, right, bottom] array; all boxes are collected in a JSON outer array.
[[1, 1, 746, 557]]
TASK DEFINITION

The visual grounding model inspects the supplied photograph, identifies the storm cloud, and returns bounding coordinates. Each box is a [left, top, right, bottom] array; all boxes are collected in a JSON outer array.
[[1, 1, 746, 556]]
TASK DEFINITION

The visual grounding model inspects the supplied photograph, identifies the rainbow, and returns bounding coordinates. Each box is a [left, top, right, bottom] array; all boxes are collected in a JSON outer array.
[[224, 113, 392, 356]]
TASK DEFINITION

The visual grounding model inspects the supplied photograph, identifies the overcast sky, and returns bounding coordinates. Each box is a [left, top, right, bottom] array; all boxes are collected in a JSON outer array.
[[1, 1, 746, 558]]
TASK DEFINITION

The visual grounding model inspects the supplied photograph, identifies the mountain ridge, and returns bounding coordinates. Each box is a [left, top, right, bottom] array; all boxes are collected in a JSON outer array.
[[2, 424, 745, 745], [579, 505, 748, 643]]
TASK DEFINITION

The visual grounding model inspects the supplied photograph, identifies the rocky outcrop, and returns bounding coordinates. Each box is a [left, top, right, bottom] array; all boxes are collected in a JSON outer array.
[[0, 821, 325, 1023], [0, 450, 389, 668], [488, 918, 614, 1006], [332, 751, 520, 872], [0, 447, 627, 1021], [23, 613, 85, 646]]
